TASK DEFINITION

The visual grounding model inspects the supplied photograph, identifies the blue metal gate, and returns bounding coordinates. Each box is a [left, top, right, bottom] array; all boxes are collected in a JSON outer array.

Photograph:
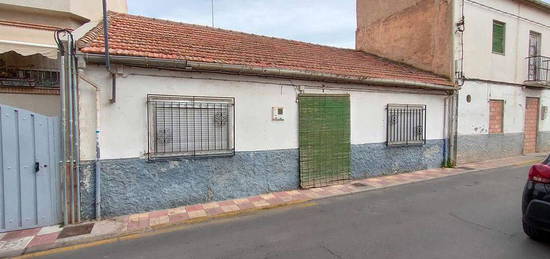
[[0, 105, 61, 232]]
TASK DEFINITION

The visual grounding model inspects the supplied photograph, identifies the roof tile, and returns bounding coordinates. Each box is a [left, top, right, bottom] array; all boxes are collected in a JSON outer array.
[[79, 12, 453, 87]]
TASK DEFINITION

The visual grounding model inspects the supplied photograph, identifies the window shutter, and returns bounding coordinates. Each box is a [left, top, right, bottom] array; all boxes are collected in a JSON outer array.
[[492, 22, 505, 54]]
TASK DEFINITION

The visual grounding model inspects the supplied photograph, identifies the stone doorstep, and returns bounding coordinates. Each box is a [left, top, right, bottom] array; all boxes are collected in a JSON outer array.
[[2, 152, 546, 258]]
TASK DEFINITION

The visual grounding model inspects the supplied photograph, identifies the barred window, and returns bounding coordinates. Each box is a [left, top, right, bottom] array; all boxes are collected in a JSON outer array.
[[147, 95, 235, 159], [386, 104, 426, 146]]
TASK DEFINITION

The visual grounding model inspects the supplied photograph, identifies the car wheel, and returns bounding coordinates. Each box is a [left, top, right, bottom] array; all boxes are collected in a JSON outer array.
[[523, 221, 545, 240]]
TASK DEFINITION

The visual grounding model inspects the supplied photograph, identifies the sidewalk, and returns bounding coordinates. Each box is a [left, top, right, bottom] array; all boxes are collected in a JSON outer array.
[[1, 153, 546, 258]]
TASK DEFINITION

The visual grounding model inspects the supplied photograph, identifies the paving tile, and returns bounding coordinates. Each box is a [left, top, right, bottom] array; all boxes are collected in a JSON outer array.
[[236, 202, 255, 210], [2, 228, 41, 241], [260, 193, 276, 200], [248, 196, 263, 202], [203, 202, 221, 209], [287, 190, 301, 195], [0, 236, 33, 254], [149, 210, 169, 218], [273, 192, 290, 198], [126, 221, 143, 232], [186, 204, 204, 212], [129, 214, 140, 222], [169, 213, 189, 223], [218, 200, 236, 206], [206, 207, 224, 216], [27, 232, 59, 248], [221, 205, 240, 212], [168, 208, 187, 215], [265, 197, 284, 205], [149, 216, 169, 226], [91, 220, 125, 236], [233, 198, 250, 204], [252, 200, 270, 207], [37, 225, 62, 236], [188, 210, 207, 219]]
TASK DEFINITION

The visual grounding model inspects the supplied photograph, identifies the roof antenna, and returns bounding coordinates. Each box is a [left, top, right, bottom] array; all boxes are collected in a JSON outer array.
[[211, 0, 215, 27]]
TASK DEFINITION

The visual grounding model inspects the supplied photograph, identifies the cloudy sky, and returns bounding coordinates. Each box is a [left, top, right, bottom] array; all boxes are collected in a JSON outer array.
[[128, 0, 356, 48], [128, 0, 550, 49]]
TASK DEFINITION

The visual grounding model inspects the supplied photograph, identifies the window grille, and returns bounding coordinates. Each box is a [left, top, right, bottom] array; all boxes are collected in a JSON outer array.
[[386, 104, 426, 147], [147, 95, 235, 159]]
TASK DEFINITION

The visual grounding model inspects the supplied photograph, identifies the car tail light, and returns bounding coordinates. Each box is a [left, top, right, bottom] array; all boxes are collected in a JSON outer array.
[[529, 164, 550, 183]]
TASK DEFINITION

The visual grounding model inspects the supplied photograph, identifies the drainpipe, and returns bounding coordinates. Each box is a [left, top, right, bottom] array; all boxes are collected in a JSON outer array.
[[102, 0, 116, 103], [78, 73, 102, 220]]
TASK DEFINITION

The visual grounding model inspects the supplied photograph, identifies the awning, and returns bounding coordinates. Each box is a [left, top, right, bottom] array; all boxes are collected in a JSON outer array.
[[0, 40, 58, 59], [0, 24, 59, 59]]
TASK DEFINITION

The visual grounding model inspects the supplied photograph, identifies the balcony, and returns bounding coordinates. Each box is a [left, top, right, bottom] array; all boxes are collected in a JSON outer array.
[[525, 56, 550, 87]]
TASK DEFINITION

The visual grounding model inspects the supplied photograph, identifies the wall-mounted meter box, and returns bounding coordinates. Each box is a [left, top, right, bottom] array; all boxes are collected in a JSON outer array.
[[272, 107, 285, 121], [542, 106, 548, 120]]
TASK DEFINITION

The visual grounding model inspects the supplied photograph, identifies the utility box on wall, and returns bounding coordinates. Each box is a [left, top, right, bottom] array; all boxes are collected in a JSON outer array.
[[542, 106, 548, 120], [272, 107, 285, 121]]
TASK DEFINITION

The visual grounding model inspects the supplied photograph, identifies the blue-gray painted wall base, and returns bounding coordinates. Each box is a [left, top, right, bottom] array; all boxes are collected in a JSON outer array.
[[457, 133, 524, 164], [351, 139, 444, 179], [79, 149, 300, 220], [537, 131, 550, 153], [80, 141, 445, 220]]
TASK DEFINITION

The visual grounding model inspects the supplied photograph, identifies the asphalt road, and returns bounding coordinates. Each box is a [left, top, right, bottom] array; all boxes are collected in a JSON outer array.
[[38, 164, 550, 259]]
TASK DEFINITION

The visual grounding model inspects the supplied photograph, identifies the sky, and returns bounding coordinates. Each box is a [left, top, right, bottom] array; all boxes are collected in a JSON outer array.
[[128, 0, 550, 49], [128, 0, 357, 49]]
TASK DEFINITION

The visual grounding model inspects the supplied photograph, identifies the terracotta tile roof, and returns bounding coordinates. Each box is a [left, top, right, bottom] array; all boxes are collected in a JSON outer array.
[[79, 12, 453, 87]]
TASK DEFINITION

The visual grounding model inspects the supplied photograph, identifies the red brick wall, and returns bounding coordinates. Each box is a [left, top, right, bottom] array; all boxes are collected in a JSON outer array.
[[523, 98, 540, 154], [489, 100, 504, 134]]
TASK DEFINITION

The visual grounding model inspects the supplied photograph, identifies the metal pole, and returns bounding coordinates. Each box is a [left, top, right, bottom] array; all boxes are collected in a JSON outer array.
[[70, 43, 81, 223], [66, 41, 75, 224], [59, 50, 68, 226]]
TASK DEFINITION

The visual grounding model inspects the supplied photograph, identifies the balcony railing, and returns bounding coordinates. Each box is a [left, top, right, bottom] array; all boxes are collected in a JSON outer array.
[[0, 69, 59, 88], [526, 56, 550, 84]]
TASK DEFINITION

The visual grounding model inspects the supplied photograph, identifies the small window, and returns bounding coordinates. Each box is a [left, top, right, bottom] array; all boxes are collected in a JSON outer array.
[[489, 100, 504, 134], [147, 95, 235, 159], [386, 104, 426, 146], [492, 20, 506, 54]]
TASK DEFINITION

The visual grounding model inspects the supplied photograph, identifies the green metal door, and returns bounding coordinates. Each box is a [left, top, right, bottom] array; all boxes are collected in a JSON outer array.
[[298, 94, 351, 188]]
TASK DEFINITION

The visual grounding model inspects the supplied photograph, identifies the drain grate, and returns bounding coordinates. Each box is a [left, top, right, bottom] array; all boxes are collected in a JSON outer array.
[[58, 223, 95, 239]]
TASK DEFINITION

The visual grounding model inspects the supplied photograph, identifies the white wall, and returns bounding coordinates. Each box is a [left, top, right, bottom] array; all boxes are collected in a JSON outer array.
[[458, 80, 550, 135], [78, 66, 448, 160], [458, 0, 550, 84], [0, 93, 59, 116]]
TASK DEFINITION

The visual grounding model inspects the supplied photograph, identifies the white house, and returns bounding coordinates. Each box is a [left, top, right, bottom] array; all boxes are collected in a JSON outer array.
[[73, 12, 455, 219], [357, 0, 550, 163]]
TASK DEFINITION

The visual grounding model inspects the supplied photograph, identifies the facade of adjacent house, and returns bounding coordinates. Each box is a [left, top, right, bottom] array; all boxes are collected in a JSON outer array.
[[357, 0, 550, 163], [74, 12, 456, 219], [0, 0, 127, 116]]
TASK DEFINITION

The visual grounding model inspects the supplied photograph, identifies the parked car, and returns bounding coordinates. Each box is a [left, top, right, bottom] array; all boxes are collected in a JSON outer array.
[[522, 156, 550, 240]]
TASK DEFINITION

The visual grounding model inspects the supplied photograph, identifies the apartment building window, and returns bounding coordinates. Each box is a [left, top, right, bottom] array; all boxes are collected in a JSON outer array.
[[386, 104, 426, 146], [492, 21, 506, 55], [147, 94, 235, 159], [489, 100, 504, 134]]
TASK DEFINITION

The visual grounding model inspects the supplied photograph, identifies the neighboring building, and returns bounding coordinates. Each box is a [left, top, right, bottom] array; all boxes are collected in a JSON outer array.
[[357, 0, 550, 163], [0, 0, 127, 116], [0, 0, 128, 232], [73, 12, 455, 219]]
